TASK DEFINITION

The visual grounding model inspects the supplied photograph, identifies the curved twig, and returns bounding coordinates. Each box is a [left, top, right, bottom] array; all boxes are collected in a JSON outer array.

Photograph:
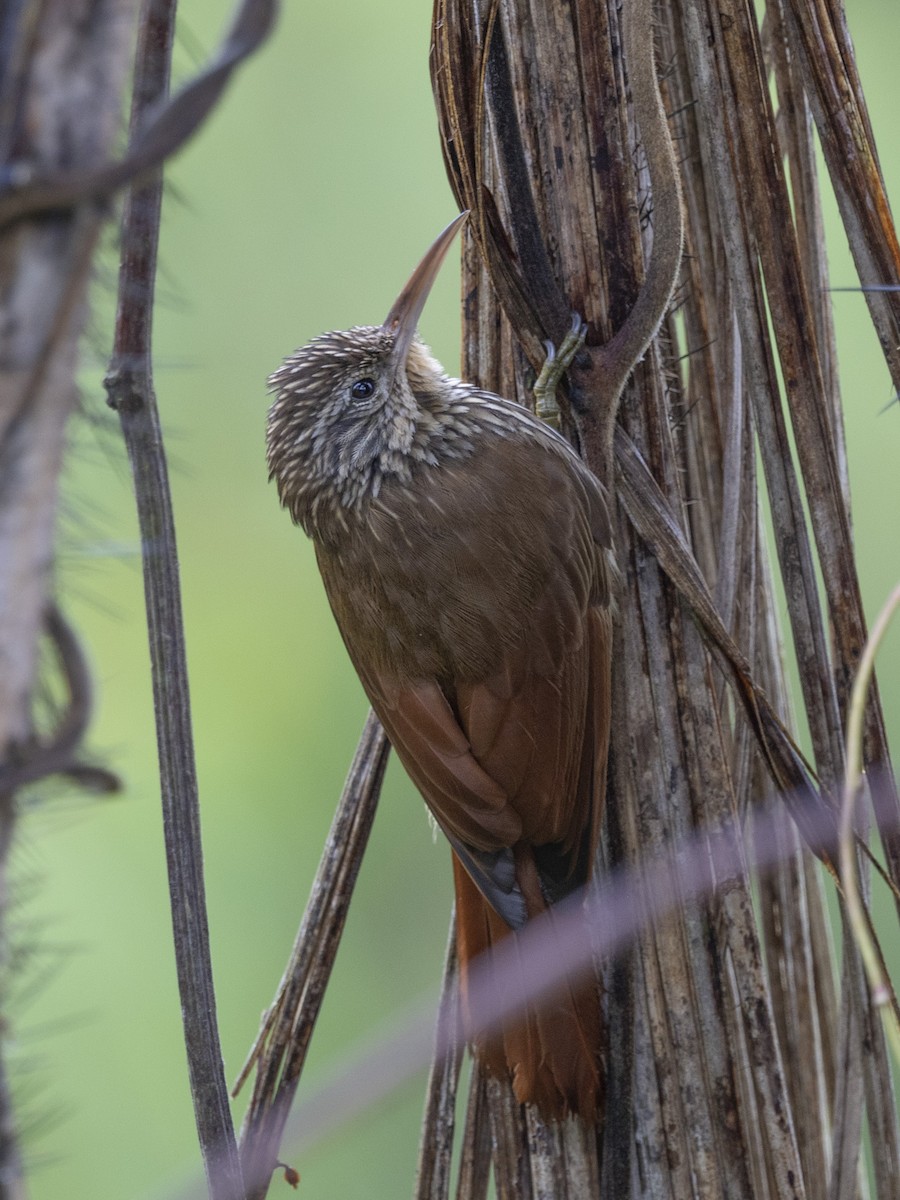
[[0, 604, 118, 795], [571, 0, 685, 477]]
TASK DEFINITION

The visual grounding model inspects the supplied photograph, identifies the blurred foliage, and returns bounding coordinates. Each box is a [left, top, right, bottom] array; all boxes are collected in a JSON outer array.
[[13, 1, 900, 1197]]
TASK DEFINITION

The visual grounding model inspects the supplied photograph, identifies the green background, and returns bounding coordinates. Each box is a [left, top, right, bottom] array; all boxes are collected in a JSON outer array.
[[19, 2, 900, 1197]]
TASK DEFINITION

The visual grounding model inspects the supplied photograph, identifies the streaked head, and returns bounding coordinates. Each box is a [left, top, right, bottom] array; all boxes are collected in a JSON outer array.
[[266, 214, 468, 536]]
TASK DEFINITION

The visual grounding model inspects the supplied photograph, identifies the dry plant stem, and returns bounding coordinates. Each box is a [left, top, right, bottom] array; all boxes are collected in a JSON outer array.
[[840, 582, 900, 1067], [572, 0, 685, 481], [413, 917, 464, 1200], [679, 0, 844, 794], [143, 806, 869, 1200], [784, 0, 900, 393], [678, 0, 899, 1186], [484, 1075, 532, 1200], [681, 9, 897, 1190], [428, 0, 900, 1191], [686, 0, 900, 884], [764, 0, 846, 498], [613, 428, 829, 848], [745, 0, 899, 848], [455, 1066, 492, 1200], [434, 0, 684, 1185], [237, 711, 389, 1200], [103, 3, 242, 1197]]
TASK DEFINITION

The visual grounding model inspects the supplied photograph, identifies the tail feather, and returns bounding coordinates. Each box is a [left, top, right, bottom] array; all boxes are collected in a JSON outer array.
[[452, 854, 604, 1122]]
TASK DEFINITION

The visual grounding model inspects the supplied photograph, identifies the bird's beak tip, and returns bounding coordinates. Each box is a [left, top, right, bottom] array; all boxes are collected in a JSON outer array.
[[382, 213, 468, 364]]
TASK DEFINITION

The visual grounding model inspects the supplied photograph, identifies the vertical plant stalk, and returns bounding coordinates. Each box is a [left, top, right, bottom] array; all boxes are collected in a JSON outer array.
[[103, 3, 242, 1196], [413, 915, 465, 1200], [431, 0, 900, 1193]]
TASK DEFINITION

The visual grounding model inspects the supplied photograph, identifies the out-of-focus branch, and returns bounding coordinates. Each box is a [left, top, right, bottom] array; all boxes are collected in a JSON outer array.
[[0, 3, 140, 1192], [0, 0, 277, 231], [0, 604, 119, 794]]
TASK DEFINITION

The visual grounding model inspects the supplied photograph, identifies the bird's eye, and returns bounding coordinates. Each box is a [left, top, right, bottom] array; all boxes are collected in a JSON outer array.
[[351, 378, 375, 401]]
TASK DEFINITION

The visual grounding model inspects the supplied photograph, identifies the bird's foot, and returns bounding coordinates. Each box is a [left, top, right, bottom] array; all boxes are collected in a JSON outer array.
[[534, 313, 588, 429]]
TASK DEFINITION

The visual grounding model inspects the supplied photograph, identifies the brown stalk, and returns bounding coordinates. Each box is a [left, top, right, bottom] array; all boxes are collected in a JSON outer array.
[[102, 2, 277, 1196], [426, 0, 900, 1194], [103, 1, 245, 1192], [453, 1066, 492, 1200], [413, 917, 465, 1200], [784, 0, 900, 392]]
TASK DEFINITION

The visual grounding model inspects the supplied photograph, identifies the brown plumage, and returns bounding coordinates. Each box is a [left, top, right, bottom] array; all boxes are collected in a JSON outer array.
[[266, 215, 613, 1121]]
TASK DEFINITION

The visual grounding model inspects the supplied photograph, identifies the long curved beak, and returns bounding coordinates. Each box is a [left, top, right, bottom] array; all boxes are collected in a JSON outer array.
[[383, 212, 468, 377]]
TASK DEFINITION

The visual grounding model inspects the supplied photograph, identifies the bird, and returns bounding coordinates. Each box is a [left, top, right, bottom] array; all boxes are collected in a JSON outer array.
[[266, 213, 613, 1121]]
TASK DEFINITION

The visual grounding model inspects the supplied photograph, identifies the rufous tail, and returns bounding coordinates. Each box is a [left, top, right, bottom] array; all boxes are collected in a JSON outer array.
[[452, 854, 604, 1122]]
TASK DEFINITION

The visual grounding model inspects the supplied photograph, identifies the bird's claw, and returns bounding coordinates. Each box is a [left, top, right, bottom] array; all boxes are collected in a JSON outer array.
[[534, 313, 588, 429]]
